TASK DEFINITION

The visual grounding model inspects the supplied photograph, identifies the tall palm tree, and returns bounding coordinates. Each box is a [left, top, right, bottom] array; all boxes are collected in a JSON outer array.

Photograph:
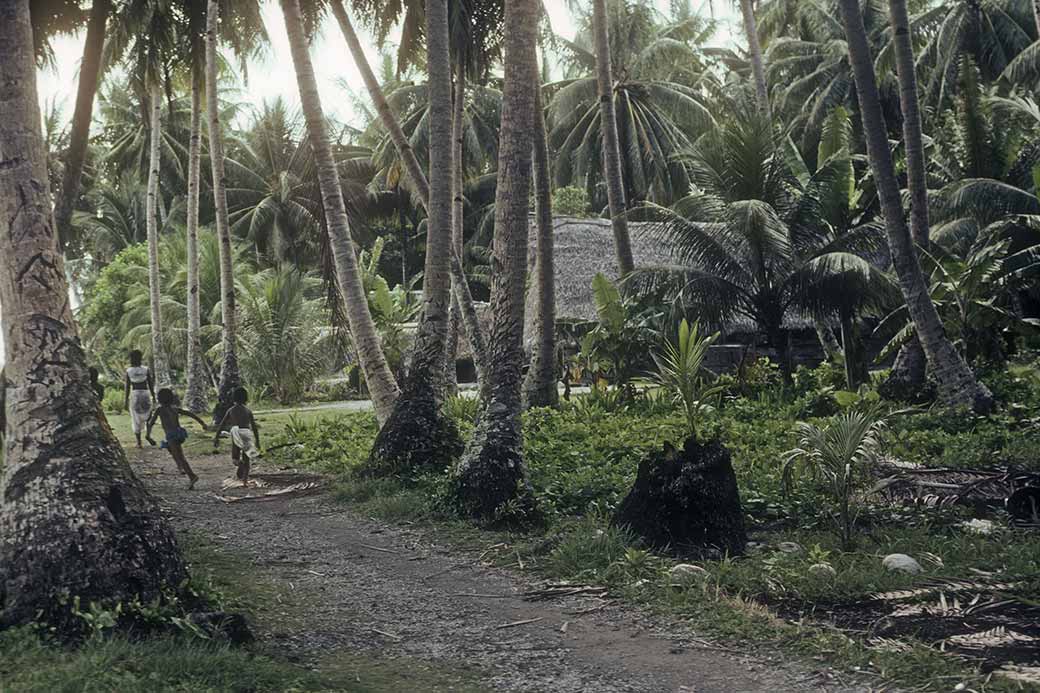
[[837, 0, 993, 412], [281, 0, 400, 423], [738, 0, 772, 117], [453, 0, 540, 522], [523, 57, 558, 409], [183, 57, 208, 413], [365, 0, 466, 475], [53, 0, 113, 251], [331, 0, 488, 381], [206, 0, 241, 421], [593, 0, 634, 276], [146, 80, 172, 387], [549, 2, 716, 209], [0, 0, 186, 631]]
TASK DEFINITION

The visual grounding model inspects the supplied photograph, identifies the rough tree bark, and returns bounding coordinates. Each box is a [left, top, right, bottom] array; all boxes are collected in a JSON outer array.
[[184, 63, 207, 414], [366, 0, 464, 475], [146, 81, 171, 387], [281, 0, 400, 423], [445, 67, 467, 397], [739, 0, 772, 119], [838, 0, 993, 412], [0, 0, 186, 634], [883, 0, 931, 395], [452, 0, 540, 524], [206, 0, 242, 423], [522, 63, 558, 410], [52, 0, 111, 251], [330, 0, 486, 376], [592, 0, 635, 278]]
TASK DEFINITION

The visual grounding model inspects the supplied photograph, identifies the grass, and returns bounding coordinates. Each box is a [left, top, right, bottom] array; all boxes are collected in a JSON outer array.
[[253, 359, 1040, 692]]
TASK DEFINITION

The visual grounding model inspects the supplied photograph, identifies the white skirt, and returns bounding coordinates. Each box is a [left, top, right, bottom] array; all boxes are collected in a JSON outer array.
[[129, 390, 151, 433]]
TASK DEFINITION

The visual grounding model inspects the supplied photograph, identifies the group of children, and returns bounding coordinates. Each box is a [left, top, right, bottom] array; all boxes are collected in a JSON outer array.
[[121, 351, 261, 489]]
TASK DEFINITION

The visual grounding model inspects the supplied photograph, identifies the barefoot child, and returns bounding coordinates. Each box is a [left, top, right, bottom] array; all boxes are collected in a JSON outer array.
[[213, 387, 261, 485], [146, 388, 207, 489]]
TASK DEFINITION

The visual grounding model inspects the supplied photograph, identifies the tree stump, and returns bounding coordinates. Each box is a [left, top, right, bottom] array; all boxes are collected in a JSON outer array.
[[613, 438, 747, 556]]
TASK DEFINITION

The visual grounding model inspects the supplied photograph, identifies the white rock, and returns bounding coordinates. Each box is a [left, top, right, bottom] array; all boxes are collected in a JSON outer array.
[[882, 553, 923, 574], [808, 563, 837, 579], [669, 563, 709, 585], [960, 518, 995, 535], [776, 541, 804, 555]]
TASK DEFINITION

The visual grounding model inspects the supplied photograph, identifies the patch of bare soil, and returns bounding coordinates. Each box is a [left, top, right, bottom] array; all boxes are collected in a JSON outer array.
[[132, 449, 870, 692]]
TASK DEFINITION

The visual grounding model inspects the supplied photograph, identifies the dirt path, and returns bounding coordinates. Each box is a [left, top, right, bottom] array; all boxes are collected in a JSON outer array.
[[135, 449, 867, 693]]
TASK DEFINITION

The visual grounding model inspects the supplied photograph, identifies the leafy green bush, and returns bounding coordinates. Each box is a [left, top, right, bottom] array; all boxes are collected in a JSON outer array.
[[266, 413, 379, 474], [552, 186, 590, 217]]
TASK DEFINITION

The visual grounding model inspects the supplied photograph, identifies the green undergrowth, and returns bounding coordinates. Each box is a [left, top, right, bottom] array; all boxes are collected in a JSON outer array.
[[261, 359, 1040, 692]]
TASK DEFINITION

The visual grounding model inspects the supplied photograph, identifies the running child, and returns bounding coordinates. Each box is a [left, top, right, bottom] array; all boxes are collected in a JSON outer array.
[[146, 388, 208, 489], [213, 387, 261, 485]]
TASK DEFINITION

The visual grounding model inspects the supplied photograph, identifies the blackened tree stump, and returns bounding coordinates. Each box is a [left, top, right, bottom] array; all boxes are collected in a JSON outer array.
[[613, 438, 747, 556]]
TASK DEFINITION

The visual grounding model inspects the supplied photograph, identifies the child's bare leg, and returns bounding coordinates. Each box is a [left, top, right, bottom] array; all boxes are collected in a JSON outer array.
[[238, 460, 250, 486], [135, 431, 142, 447], [171, 444, 198, 489]]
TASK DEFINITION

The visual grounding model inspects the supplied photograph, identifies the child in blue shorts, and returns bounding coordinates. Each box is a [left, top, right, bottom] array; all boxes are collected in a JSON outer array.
[[146, 388, 208, 488]]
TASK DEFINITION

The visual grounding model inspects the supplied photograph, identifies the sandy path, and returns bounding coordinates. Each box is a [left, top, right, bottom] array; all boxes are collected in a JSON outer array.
[[135, 449, 866, 693]]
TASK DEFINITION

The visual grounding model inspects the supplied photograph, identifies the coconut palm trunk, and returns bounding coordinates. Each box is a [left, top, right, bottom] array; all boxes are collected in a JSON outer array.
[[837, 0, 993, 412], [281, 0, 400, 423], [444, 68, 468, 396], [146, 81, 171, 387], [0, 0, 186, 632], [52, 0, 111, 251], [452, 0, 540, 522], [366, 0, 465, 475], [206, 0, 242, 422], [523, 67, 558, 409], [884, 0, 930, 393], [738, 0, 772, 119], [592, 0, 635, 278], [330, 0, 486, 374], [183, 64, 207, 413]]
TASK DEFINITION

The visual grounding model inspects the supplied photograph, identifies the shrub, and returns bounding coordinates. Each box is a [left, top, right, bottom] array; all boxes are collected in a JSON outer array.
[[552, 186, 590, 217]]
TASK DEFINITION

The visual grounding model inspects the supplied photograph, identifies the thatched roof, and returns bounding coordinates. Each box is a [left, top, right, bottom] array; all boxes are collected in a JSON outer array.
[[528, 217, 672, 323], [523, 215, 817, 338]]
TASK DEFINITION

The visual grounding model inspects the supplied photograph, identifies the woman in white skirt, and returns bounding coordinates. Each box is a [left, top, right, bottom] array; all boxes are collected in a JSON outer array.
[[123, 350, 155, 447]]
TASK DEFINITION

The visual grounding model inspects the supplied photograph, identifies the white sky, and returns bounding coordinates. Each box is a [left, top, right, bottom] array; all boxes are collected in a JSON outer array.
[[35, 0, 740, 128]]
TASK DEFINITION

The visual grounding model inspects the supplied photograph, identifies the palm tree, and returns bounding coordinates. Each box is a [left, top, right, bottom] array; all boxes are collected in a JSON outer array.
[[836, 0, 994, 412], [146, 80, 172, 387], [0, 0, 186, 631], [523, 57, 559, 409], [915, 0, 1037, 110], [549, 2, 716, 209], [640, 101, 883, 380], [364, 0, 467, 475], [206, 0, 242, 421], [738, 0, 772, 117], [280, 0, 400, 423], [453, 0, 540, 522], [53, 0, 113, 251], [593, 0, 634, 276], [184, 54, 208, 413], [224, 99, 323, 267], [332, 0, 489, 386]]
